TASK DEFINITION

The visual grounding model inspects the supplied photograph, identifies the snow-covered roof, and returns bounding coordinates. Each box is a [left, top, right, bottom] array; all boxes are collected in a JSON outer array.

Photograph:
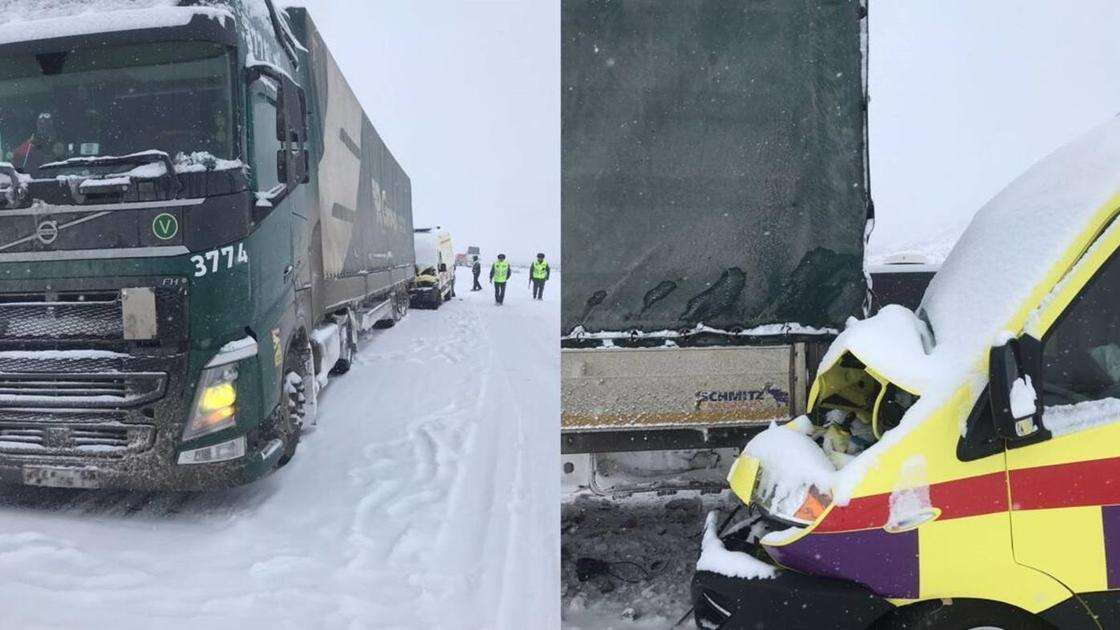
[[921, 115, 1120, 367], [0, 2, 232, 46]]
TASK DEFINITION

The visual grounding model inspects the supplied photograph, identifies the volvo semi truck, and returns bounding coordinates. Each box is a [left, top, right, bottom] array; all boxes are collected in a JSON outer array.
[[0, 0, 414, 489], [561, 0, 871, 492]]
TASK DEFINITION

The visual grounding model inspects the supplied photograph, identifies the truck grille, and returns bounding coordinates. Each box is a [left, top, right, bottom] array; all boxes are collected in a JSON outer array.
[[0, 280, 187, 347], [0, 293, 122, 340], [0, 372, 166, 408], [0, 422, 154, 458]]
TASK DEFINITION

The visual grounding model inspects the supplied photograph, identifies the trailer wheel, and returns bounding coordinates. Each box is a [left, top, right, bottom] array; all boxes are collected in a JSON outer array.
[[330, 320, 357, 375], [376, 291, 409, 328], [873, 599, 1051, 630]]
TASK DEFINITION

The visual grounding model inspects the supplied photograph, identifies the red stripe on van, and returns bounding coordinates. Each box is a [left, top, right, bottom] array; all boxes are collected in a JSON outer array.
[[814, 471, 1008, 533], [1009, 456, 1120, 511], [813, 457, 1120, 534]]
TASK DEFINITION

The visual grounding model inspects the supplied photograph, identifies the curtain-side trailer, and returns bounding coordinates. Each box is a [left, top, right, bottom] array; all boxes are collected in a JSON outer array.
[[561, 0, 871, 491]]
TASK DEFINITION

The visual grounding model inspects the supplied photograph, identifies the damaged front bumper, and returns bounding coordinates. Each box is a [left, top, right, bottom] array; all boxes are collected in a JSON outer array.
[[691, 515, 893, 630]]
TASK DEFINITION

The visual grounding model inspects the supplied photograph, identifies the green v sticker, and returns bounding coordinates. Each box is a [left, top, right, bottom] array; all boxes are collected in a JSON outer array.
[[153, 213, 179, 240]]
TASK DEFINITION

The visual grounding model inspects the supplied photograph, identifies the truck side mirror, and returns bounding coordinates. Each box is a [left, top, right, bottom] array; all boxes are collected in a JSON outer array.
[[988, 336, 1044, 441]]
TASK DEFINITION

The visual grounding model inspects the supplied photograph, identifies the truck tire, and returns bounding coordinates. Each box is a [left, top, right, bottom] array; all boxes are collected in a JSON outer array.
[[275, 340, 314, 467], [432, 287, 444, 309], [377, 291, 409, 328], [330, 320, 356, 375], [873, 599, 1051, 630]]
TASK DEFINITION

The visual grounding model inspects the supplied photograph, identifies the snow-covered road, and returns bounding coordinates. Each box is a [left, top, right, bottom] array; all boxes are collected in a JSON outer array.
[[0, 271, 559, 629]]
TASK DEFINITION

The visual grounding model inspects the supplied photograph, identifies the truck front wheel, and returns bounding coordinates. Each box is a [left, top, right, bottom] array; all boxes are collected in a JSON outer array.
[[275, 338, 319, 467]]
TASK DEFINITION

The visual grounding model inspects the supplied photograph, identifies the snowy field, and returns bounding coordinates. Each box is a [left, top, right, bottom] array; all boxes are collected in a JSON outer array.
[[0, 271, 558, 630]]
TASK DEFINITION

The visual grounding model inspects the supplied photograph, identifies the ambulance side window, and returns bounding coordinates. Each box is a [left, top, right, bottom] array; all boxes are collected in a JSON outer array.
[[1042, 250, 1120, 409]]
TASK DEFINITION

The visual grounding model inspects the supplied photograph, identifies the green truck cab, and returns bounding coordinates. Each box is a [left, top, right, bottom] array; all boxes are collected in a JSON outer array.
[[0, 1, 414, 490]]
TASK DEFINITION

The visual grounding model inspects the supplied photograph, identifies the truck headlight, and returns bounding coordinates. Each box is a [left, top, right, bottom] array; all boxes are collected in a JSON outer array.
[[183, 364, 239, 441]]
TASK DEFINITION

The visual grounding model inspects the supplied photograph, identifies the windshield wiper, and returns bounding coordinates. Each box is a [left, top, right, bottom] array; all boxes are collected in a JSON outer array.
[[40, 151, 182, 197]]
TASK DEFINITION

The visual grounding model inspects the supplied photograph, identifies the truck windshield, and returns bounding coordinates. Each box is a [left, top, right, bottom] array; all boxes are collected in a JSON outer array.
[[0, 41, 235, 178]]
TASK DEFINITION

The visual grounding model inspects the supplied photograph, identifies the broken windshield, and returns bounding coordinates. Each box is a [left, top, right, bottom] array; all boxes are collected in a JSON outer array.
[[0, 41, 235, 178]]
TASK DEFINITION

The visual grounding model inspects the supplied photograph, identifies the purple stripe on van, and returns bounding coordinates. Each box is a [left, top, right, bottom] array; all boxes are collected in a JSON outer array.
[[1102, 505, 1120, 589], [764, 528, 919, 599]]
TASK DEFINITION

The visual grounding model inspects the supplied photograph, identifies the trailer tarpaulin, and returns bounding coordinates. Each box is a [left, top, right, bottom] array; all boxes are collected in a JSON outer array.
[[561, 0, 869, 338]]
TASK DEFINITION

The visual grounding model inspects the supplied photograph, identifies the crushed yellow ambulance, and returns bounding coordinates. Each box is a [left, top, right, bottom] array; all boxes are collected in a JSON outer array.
[[692, 118, 1120, 630]]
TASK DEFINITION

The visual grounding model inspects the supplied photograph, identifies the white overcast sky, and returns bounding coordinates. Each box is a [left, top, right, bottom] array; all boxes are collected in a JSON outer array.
[[277, 2, 1120, 265], [282, 0, 559, 266], [870, 0, 1120, 256]]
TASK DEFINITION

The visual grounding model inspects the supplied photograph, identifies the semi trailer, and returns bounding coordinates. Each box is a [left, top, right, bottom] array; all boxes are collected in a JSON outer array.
[[561, 0, 871, 491], [0, 0, 414, 490]]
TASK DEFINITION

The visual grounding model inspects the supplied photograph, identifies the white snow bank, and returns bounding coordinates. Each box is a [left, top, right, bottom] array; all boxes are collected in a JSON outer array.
[[867, 222, 966, 268], [0, 3, 231, 45], [744, 421, 836, 517], [817, 304, 934, 395], [696, 512, 777, 580], [1009, 375, 1037, 419]]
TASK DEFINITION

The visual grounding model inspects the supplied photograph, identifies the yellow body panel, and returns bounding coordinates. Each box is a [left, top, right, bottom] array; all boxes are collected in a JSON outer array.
[[916, 511, 1072, 612], [1010, 506, 1108, 595]]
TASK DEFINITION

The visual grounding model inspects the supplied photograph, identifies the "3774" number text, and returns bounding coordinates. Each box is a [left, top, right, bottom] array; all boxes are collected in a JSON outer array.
[[191, 243, 249, 278]]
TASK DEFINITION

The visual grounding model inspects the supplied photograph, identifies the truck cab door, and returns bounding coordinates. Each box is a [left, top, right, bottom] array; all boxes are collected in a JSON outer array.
[[1005, 241, 1120, 618]]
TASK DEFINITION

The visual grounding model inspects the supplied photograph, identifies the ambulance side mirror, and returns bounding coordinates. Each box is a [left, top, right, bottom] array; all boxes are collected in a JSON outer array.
[[988, 336, 1044, 442]]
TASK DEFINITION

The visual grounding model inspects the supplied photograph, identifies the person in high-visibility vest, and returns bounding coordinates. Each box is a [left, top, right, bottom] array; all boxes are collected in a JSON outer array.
[[490, 253, 511, 305], [529, 252, 550, 300]]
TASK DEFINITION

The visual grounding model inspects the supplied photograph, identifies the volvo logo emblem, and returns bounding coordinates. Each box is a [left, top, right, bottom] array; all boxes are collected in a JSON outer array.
[[36, 220, 59, 245]]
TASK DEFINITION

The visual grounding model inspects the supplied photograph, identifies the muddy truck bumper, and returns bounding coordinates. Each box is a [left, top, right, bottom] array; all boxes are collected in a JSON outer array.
[[0, 350, 282, 491], [0, 277, 281, 490], [691, 538, 893, 629]]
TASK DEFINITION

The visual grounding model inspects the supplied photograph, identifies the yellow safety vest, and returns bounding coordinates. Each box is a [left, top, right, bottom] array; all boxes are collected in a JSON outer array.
[[493, 260, 510, 283], [532, 260, 548, 280]]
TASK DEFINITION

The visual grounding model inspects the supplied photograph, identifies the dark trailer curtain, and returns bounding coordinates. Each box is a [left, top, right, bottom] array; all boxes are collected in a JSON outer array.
[[561, 0, 869, 337]]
